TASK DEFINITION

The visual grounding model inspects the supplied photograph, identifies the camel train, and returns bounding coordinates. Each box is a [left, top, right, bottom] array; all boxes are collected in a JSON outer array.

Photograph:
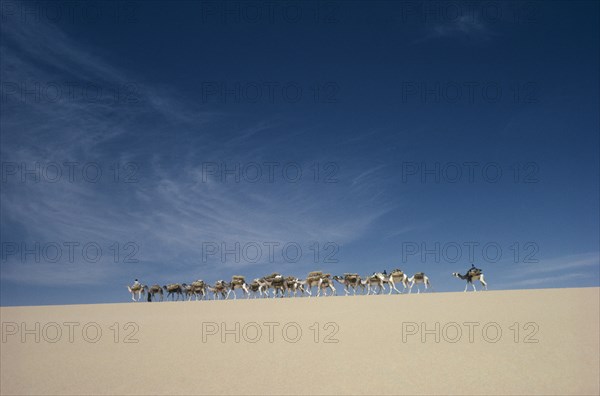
[[128, 267, 487, 301]]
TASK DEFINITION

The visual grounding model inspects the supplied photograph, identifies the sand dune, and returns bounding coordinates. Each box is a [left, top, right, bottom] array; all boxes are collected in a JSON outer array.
[[1, 287, 598, 395]]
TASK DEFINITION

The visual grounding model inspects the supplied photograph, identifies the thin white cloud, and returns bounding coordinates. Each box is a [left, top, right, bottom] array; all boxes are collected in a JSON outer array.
[[1, 10, 393, 287], [505, 252, 599, 278], [413, 14, 492, 44], [502, 273, 588, 288]]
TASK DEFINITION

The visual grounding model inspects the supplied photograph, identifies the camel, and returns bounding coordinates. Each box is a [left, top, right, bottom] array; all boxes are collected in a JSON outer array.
[[127, 280, 145, 301], [267, 274, 287, 298], [452, 269, 487, 292], [254, 273, 286, 298], [284, 276, 305, 297], [182, 283, 193, 299], [248, 280, 264, 298], [333, 273, 362, 295], [317, 274, 336, 297], [251, 277, 272, 298], [408, 272, 431, 294], [162, 283, 185, 301], [387, 269, 409, 294], [304, 271, 325, 297], [357, 278, 369, 294], [144, 284, 164, 302], [364, 273, 386, 295], [209, 280, 229, 300], [227, 275, 250, 299], [188, 280, 207, 300]]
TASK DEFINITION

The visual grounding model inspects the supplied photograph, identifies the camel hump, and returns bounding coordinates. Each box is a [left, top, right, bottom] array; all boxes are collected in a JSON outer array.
[[468, 268, 482, 276], [232, 275, 245, 280], [265, 272, 280, 279], [414, 272, 425, 279], [308, 271, 323, 277]]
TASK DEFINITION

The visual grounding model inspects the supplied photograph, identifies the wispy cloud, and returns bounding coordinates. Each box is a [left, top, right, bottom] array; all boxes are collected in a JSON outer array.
[[413, 14, 493, 43], [432, 15, 487, 37], [506, 273, 588, 287], [491, 252, 599, 289], [505, 252, 599, 278], [0, 10, 392, 286]]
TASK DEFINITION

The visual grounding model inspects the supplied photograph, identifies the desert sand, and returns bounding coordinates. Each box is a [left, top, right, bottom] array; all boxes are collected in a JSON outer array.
[[1, 287, 598, 395]]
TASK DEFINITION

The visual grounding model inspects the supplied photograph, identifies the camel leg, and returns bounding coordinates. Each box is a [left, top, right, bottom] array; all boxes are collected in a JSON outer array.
[[480, 275, 488, 290], [472, 283, 477, 292], [464, 283, 469, 292]]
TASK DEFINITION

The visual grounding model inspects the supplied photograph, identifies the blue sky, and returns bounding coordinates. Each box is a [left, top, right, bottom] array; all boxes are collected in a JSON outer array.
[[1, 1, 598, 306]]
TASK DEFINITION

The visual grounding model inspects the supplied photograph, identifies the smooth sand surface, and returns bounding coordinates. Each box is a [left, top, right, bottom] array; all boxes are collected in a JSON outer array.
[[1, 287, 599, 395]]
